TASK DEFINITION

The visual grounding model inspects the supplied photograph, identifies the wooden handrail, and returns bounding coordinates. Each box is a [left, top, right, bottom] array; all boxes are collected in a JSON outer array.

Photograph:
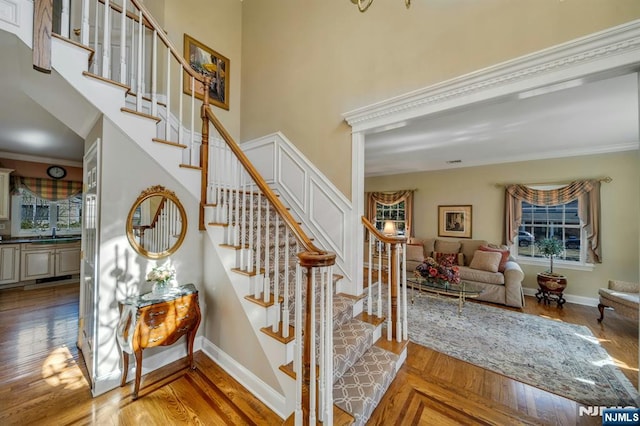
[[129, 0, 205, 83], [361, 216, 407, 245], [97, 0, 153, 30], [205, 108, 328, 257]]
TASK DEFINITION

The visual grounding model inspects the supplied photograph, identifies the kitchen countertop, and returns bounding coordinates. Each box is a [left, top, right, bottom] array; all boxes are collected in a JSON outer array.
[[0, 236, 81, 245]]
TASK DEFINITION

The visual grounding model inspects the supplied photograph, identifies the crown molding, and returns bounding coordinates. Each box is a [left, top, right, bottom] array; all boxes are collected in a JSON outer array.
[[343, 19, 640, 132], [0, 150, 83, 168]]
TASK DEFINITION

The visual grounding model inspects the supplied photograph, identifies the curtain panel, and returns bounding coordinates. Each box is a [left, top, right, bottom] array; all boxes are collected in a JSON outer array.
[[504, 180, 601, 263], [365, 190, 414, 237], [12, 176, 83, 201]]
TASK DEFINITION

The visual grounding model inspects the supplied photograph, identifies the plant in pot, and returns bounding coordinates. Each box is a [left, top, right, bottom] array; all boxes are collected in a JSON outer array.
[[535, 237, 568, 295]]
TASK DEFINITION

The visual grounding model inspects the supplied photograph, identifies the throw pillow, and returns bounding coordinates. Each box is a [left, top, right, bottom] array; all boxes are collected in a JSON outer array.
[[433, 251, 464, 267], [406, 244, 425, 262], [469, 250, 502, 273], [434, 252, 458, 267], [434, 239, 461, 254], [478, 245, 510, 272]]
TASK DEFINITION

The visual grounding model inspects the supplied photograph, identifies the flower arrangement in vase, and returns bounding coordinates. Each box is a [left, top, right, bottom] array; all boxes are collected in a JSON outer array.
[[415, 256, 460, 287], [147, 264, 176, 295]]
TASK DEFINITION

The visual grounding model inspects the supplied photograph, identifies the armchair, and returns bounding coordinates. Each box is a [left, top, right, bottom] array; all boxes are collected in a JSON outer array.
[[597, 280, 639, 323]]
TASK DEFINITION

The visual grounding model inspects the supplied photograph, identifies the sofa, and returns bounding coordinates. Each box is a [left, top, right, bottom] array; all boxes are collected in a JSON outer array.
[[405, 238, 525, 308]]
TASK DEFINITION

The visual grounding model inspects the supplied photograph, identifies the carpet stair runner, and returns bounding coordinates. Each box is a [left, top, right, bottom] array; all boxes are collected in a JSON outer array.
[[224, 192, 402, 425]]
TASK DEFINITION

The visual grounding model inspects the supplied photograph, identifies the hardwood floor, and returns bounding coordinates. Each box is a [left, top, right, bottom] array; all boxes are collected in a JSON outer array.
[[0, 283, 637, 425]]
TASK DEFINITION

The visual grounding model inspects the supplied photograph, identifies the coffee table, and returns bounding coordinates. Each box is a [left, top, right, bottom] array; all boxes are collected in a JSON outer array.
[[407, 277, 483, 314]]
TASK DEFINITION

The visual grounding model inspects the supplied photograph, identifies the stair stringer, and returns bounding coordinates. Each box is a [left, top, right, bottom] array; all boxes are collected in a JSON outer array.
[[48, 36, 201, 201], [204, 221, 299, 417]]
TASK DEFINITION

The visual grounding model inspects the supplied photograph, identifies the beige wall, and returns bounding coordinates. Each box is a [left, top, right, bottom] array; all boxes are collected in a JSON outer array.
[[365, 151, 640, 300], [161, 0, 243, 140], [240, 0, 640, 198]]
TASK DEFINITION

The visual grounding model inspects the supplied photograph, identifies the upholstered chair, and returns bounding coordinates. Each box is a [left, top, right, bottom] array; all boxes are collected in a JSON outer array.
[[597, 280, 639, 323]]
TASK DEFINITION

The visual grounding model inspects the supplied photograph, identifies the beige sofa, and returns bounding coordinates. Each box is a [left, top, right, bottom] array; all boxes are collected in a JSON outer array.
[[406, 238, 525, 308], [597, 280, 639, 323]]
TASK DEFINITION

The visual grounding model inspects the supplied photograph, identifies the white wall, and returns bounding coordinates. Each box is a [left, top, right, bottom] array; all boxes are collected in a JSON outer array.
[[92, 116, 204, 391]]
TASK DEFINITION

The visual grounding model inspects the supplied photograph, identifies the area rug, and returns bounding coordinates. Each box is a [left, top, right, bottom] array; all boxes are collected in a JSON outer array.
[[403, 294, 639, 406]]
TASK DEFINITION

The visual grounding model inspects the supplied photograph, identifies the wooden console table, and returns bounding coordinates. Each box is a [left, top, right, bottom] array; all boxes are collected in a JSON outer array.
[[116, 283, 201, 399]]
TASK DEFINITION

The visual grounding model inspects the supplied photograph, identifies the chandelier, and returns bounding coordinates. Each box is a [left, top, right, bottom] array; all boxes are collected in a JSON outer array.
[[351, 0, 411, 12]]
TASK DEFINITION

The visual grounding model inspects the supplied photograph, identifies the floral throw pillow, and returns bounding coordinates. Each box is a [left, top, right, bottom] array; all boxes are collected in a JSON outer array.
[[434, 252, 458, 267]]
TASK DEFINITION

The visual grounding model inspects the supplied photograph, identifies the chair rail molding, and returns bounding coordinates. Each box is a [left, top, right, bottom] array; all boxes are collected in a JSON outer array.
[[343, 19, 640, 133]]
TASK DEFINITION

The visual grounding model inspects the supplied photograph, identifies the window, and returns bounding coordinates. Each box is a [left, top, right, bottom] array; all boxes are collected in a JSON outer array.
[[516, 200, 586, 264], [375, 201, 406, 235], [12, 192, 82, 237]]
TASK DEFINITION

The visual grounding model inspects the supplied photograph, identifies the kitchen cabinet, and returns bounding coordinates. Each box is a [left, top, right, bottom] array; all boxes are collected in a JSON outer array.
[[0, 244, 20, 286], [0, 168, 13, 220], [20, 241, 81, 281]]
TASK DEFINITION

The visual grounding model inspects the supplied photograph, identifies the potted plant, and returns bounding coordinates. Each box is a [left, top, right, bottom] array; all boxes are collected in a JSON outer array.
[[535, 237, 568, 295]]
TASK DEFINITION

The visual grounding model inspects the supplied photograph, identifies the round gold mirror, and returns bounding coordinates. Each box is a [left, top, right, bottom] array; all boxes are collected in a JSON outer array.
[[126, 185, 187, 259]]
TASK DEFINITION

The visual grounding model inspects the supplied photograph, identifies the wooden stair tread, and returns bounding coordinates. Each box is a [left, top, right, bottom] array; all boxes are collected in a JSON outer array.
[[179, 164, 202, 170], [230, 267, 263, 277], [120, 107, 161, 122], [260, 322, 295, 344], [219, 243, 249, 250], [356, 312, 386, 327], [53, 33, 95, 63], [374, 337, 409, 357], [152, 138, 187, 149], [244, 292, 283, 307], [127, 91, 167, 107], [82, 71, 130, 91]]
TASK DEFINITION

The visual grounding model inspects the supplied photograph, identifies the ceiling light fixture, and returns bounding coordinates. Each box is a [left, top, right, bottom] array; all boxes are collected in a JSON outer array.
[[351, 0, 410, 12]]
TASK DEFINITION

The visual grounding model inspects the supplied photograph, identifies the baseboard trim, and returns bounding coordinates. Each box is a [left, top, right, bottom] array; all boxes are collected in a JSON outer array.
[[92, 336, 204, 397], [200, 338, 288, 419], [523, 287, 599, 307]]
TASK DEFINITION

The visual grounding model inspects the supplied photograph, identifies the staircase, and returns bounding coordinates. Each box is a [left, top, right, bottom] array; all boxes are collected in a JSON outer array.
[[3, 0, 410, 423]]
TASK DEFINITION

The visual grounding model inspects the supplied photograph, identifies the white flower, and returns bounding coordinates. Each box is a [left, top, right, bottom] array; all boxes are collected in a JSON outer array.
[[146, 264, 176, 283]]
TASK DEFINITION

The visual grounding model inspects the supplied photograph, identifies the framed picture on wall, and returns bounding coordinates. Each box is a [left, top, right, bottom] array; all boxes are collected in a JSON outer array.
[[183, 34, 230, 110], [438, 205, 472, 238]]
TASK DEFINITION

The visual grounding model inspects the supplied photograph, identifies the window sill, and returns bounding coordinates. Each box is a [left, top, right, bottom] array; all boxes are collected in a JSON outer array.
[[515, 257, 594, 272]]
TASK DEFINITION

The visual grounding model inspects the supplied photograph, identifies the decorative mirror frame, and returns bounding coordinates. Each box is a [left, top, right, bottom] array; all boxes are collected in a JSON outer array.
[[126, 185, 188, 259]]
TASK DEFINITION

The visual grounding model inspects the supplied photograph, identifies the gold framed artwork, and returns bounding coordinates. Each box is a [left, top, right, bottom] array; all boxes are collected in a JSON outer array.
[[183, 34, 229, 110], [438, 205, 472, 238]]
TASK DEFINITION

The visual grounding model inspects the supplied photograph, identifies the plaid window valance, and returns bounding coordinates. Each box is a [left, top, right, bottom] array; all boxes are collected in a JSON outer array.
[[12, 176, 82, 201]]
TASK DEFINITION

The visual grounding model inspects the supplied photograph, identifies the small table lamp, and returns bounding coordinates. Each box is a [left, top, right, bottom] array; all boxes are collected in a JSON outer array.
[[383, 220, 397, 236]]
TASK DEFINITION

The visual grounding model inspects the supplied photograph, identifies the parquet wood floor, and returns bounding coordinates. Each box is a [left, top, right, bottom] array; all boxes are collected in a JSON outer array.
[[0, 283, 636, 425]]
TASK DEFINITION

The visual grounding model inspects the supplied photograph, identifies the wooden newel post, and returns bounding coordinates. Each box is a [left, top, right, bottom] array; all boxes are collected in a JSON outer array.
[[33, 0, 53, 73], [199, 76, 211, 231], [297, 251, 336, 421]]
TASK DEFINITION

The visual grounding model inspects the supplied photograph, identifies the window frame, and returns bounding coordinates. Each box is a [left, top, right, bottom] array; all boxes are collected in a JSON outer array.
[[511, 200, 594, 272], [374, 200, 406, 236], [11, 192, 82, 237]]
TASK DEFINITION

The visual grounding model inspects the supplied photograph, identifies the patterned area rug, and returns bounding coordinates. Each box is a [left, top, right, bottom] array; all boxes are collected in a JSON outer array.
[[406, 294, 640, 406]]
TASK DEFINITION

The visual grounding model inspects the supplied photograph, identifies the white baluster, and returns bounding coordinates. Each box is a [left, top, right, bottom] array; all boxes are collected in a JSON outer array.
[[248, 182, 255, 273], [282, 227, 290, 339], [61, 0, 70, 38], [241, 171, 247, 270], [101, 0, 110, 78], [402, 243, 408, 340], [294, 263, 303, 424], [234, 160, 240, 247], [318, 267, 325, 421], [395, 244, 402, 342], [151, 29, 158, 117], [178, 77, 185, 145], [190, 79, 196, 165], [119, 0, 127, 84], [92, 2, 99, 73], [386, 242, 392, 341], [263, 200, 270, 303], [135, 9, 143, 111], [309, 269, 317, 425], [367, 236, 372, 316], [164, 47, 171, 140], [377, 239, 382, 318], [254, 193, 262, 299], [324, 265, 334, 425], [128, 18, 135, 90], [81, 0, 89, 45], [272, 214, 280, 333]]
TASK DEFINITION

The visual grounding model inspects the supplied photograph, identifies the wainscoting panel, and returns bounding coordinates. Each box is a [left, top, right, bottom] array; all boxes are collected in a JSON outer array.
[[309, 177, 346, 259], [278, 146, 306, 212], [243, 132, 354, 286]]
